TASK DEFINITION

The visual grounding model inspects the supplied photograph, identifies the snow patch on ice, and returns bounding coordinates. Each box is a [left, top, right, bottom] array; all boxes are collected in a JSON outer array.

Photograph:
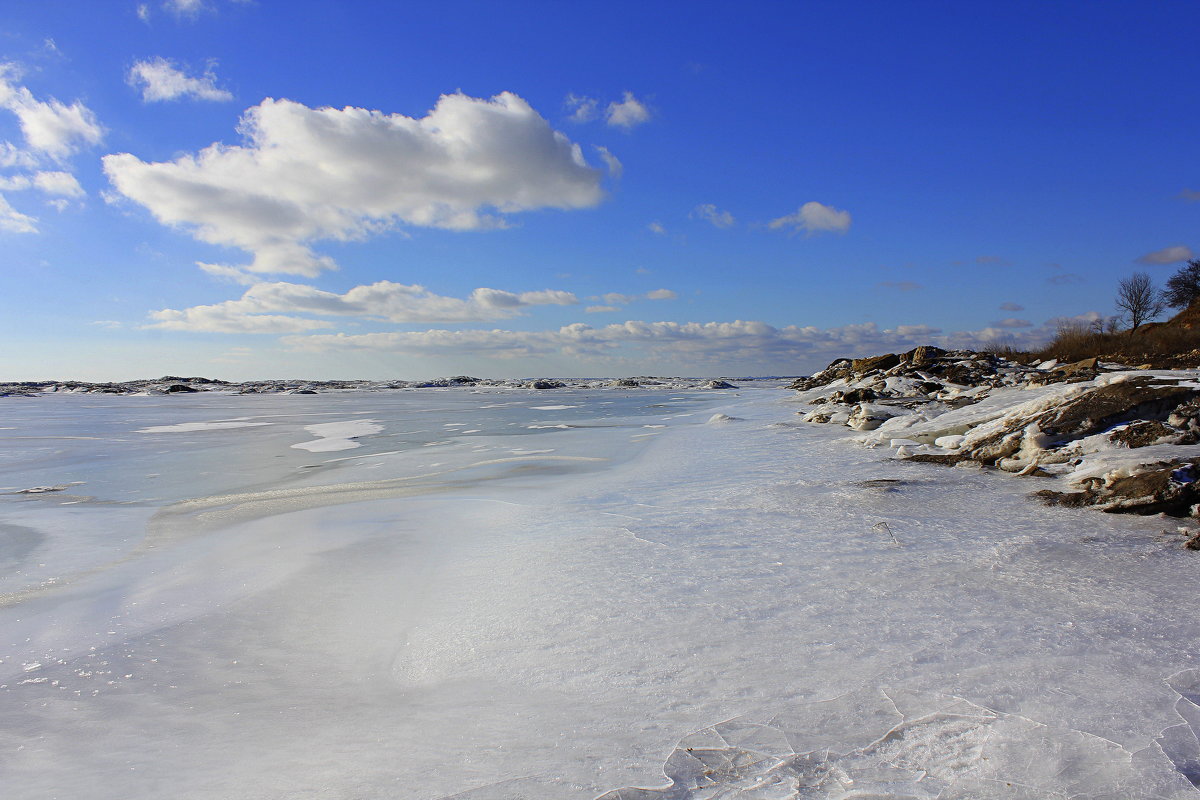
[[137, 421, 273, 434], [290, 420, 383, 452]]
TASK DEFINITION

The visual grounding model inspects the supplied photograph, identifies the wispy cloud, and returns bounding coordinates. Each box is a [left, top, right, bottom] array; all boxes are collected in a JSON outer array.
[[565, 93, 598, 123], [605, 92, 650, 129], [1179, 188, 1200, 202], [647, 221, 666, 235], [1136, 244, 1193, 265], [998, 302, 1024, 312], [692, 203, 735, 229], [594, 145, 622, 178], [768, 201, 851, 236], [128, 57, 232, 103]]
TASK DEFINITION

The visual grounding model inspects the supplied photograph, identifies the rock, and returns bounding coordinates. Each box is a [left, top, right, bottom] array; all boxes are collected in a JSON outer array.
[[528, 379, 564, 390], [1108, 420, 1178, 448], [164, 384, 198, 393], [835, 387, 877, 404], [851, 353, 900, 374], [847, 403, 905, 431], [902, 345, 945, 366], [1034, 460, 1200, 516], [610, 379, 640, 388], [705, 380, 737, 389]]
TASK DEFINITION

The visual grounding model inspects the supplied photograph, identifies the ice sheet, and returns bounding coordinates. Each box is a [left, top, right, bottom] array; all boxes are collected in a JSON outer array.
[[1, 388, 1198, 799]]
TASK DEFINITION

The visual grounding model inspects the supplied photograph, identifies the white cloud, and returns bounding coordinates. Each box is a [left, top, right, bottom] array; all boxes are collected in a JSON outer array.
[[137, 4, 151, 22], [151, 304, 334, 334], [768, 201, 851, 236], [565, 93, 597, 123], [692, 203, 735, 228], [198, 261, 257, 285], [0, 64, 103, 161], [586, 305, 619, 313], [278, 314, 1095, 371], [0, 194, 37, 233], [605, 92, 650, 129], [128, 58, 233, 103], [147, 280, 581, 332], [1136, 245, 1193, 264], [595, 145, 622, 178], [593, 289, 676, 306], [32, 170, 83, 197], [165, 0, 206, 17], [0, 170, 83, 197], [647, 221, 666, 235], [104, 91, 605, 276]]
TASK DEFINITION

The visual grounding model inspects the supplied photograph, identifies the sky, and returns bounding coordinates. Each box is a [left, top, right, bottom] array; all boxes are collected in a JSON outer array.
[[0, 0, 1197, 380]]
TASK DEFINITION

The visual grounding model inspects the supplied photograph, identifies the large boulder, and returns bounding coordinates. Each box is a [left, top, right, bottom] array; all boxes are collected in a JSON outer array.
[[851, 353, 900, 374]]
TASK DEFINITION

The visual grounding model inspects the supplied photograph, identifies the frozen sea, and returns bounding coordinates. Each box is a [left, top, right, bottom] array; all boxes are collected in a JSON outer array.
[[2, 385, 1200, 799]]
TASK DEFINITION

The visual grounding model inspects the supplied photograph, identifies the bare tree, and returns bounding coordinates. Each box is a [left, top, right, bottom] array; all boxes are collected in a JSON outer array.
[[1116, 272, 1165, 329], [1164, 258, 1200, 308]]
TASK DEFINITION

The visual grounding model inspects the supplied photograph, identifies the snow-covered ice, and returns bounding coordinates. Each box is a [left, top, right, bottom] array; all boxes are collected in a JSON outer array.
[[1, 387, 1199, 798]]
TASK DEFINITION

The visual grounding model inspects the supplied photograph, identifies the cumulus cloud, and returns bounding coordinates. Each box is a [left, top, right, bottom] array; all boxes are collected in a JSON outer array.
[[645, 288, 677, 300], [768, 201, 851, 236], [0, 64, 103, 161], [692, 203, 735, 228], [1137, 245, 1193, 265], [999, 302, 1024, 312], [103, 91, 605, 276], [147, 280, 581, 332], [605, 92, 650, 129], [128, 58, 232, 103]]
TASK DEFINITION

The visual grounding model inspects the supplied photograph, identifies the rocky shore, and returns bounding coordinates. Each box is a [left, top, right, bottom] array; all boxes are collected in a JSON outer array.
[[791, 346, 1200, 543]]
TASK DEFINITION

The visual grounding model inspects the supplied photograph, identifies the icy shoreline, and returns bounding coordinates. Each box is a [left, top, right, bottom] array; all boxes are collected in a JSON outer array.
[[791, 347, 1200, 541], [2, 387, 1200, 797]]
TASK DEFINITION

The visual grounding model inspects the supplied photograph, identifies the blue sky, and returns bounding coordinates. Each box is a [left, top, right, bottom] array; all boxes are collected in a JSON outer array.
[[1, 0, 1197, 380]]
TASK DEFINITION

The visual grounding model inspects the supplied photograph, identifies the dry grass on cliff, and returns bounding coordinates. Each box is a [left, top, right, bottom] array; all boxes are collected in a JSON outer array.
[[1035, 318, 1200, 366]]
